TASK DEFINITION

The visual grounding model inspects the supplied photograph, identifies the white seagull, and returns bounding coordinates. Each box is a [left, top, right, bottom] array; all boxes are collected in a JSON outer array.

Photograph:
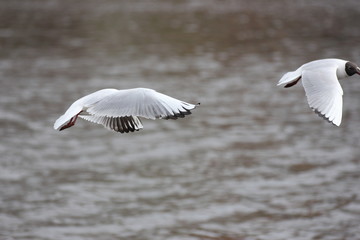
[[277, 58, 360, 126], [54, 88, 199, 133]]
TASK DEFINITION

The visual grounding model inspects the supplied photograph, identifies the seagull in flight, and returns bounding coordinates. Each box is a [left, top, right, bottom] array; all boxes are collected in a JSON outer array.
[[277, 58, 360, 126], [54, 88, 199, 133]]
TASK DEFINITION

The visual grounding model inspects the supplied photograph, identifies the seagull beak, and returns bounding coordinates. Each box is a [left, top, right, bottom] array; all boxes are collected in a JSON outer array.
[[357, 67, 360, 75]]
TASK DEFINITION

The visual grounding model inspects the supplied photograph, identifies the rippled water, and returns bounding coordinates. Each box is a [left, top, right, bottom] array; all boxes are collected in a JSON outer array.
[[1, 1, 360, 240]]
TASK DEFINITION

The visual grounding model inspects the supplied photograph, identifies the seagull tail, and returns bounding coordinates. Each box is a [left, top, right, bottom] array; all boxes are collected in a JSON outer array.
[[54, 113, 81, 131], [277, 70, 302, 87], [54, 104, 83, 131]]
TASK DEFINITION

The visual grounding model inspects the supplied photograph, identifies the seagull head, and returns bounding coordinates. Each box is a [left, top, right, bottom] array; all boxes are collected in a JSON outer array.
[[345, 61, 360, 76]]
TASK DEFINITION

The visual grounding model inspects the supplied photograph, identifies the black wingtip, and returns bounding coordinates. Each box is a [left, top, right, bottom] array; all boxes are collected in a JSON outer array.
[[312, 108, 338, 126]]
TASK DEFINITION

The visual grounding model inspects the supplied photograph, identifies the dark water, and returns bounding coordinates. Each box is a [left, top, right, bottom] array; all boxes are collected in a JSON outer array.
[[1, 1, 360, 239]]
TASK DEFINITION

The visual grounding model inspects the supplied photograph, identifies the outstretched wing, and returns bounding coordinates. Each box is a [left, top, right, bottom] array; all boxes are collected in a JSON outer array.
[[302, 66, 343, 126], [79, 115, 143, 133], [86, 88, 199, 120]]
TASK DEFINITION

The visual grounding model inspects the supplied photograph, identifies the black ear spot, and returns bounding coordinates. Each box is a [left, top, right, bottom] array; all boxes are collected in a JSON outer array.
[[345, 62, 358, 76]]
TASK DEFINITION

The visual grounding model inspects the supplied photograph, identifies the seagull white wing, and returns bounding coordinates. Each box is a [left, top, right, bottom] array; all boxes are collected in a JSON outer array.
[[54, 89, 118, 130], [302, 66, 343, 126], [86, 88, 198, 120]]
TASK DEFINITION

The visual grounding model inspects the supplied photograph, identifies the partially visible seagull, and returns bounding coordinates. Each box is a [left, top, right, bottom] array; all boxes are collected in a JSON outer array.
[[277, 58, 360, 126], [54, 88, 199, 133]]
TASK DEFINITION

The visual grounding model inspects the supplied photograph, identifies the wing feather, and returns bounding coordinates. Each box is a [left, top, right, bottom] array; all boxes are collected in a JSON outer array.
[[79, 115, 143, 133], [302, 67, 343, 126], [87, 88, 198, 120]]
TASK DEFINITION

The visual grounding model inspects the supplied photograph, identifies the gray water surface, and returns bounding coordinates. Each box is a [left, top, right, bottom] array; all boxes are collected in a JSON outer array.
[[1, 1, 360, 240]]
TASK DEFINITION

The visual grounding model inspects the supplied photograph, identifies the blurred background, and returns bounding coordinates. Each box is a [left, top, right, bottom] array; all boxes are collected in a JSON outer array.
[[1, 0, 360, 239]]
